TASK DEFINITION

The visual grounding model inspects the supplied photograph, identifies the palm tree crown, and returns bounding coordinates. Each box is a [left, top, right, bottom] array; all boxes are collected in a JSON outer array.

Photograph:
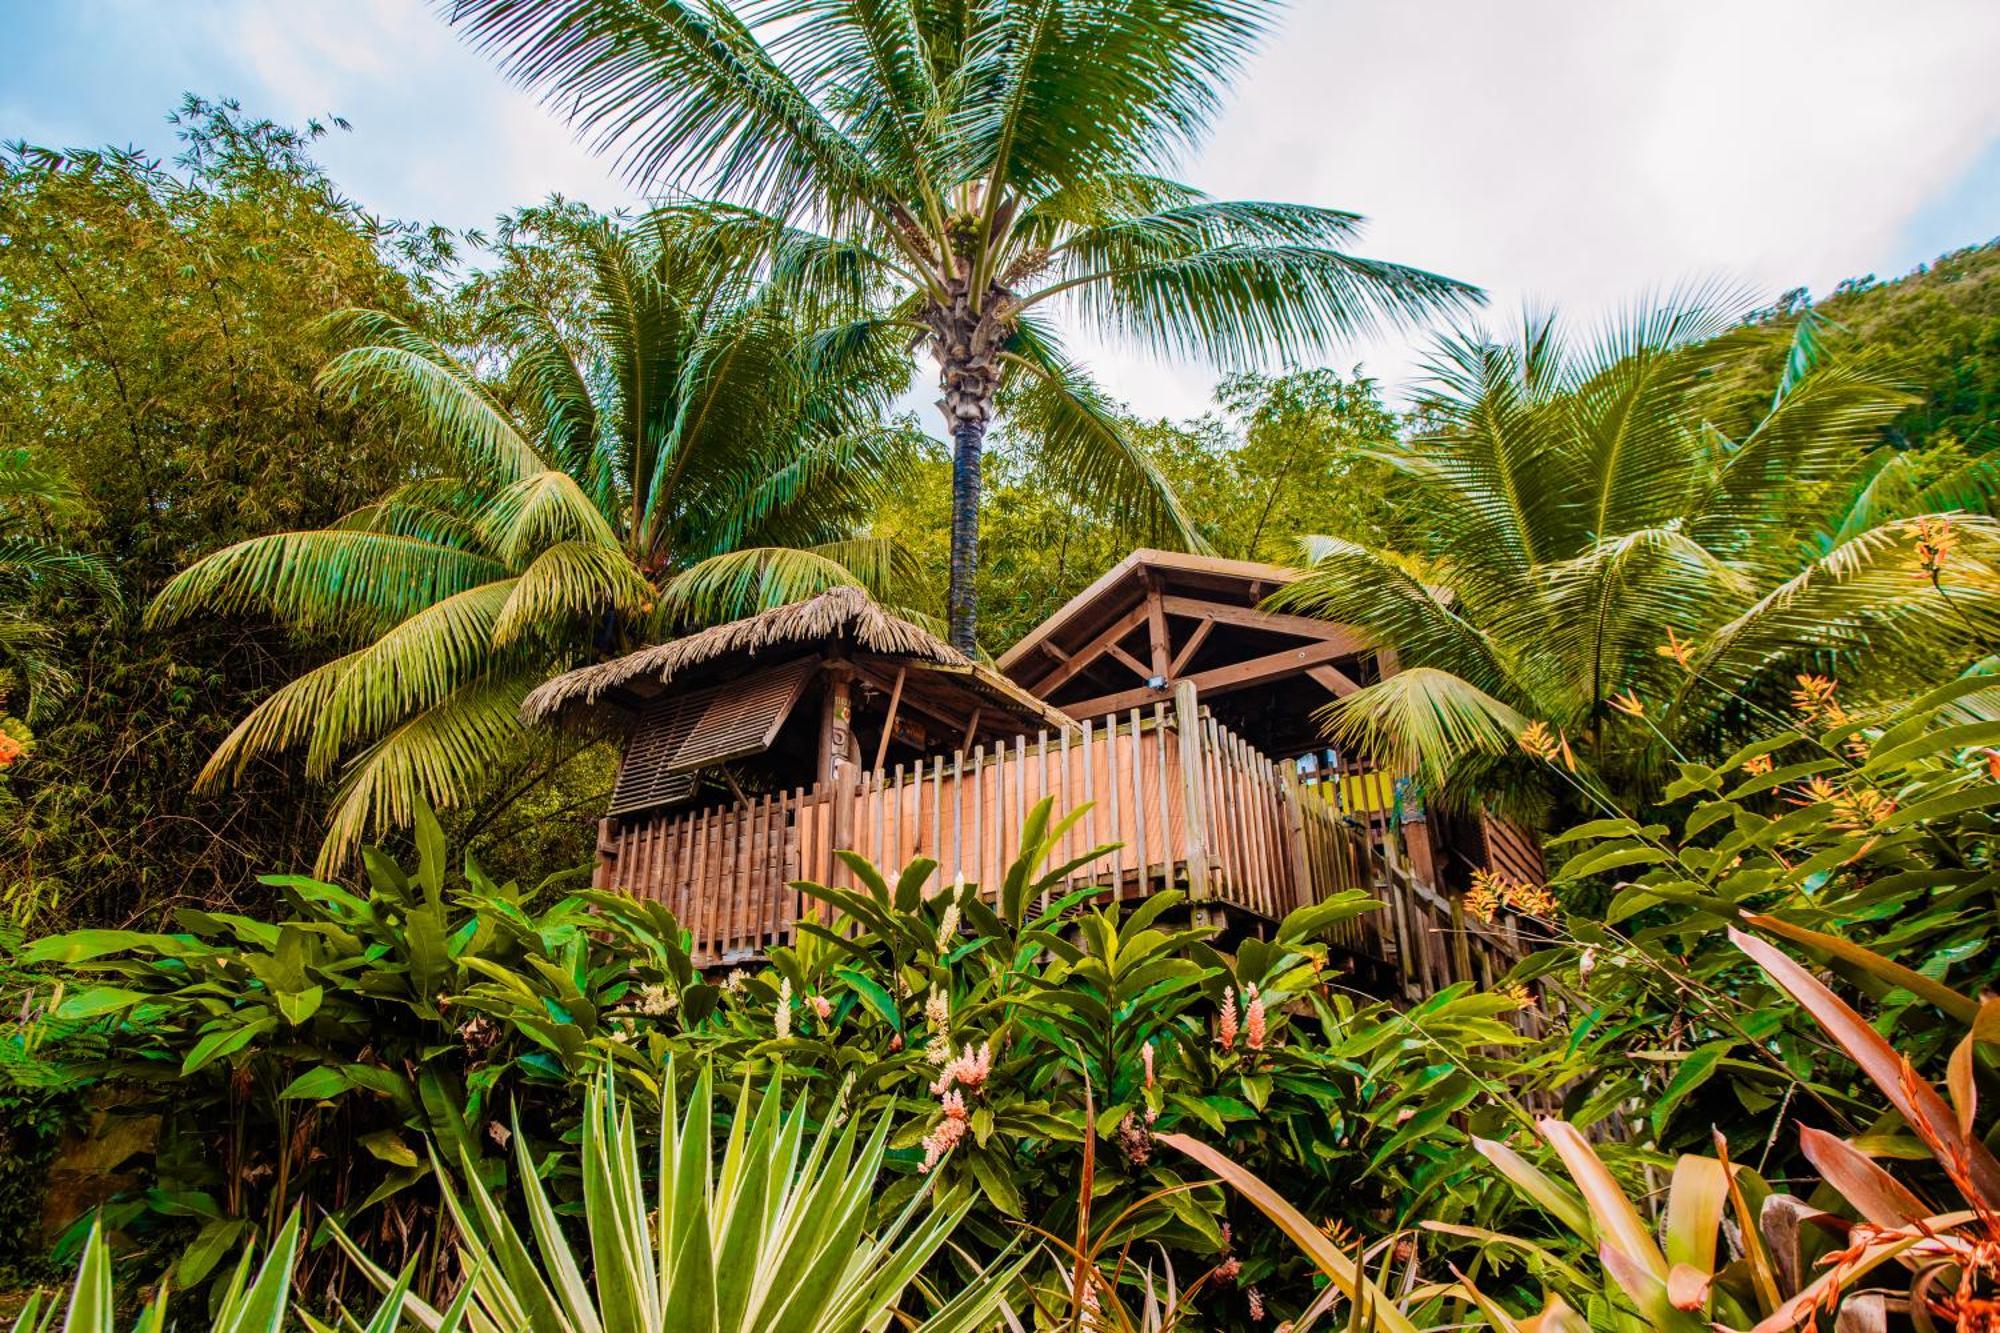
[[150, 208, 917, 866], [440, 0, 1479, 650], [1270, 300, 2000, 811]]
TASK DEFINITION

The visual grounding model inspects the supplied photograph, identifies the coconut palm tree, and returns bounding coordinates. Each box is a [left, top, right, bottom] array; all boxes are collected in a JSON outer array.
[[438, 0, 1478, 652], [149, 208, 919, 867], [1269, 298, 2000, 811], [0, 446, 118, 720]]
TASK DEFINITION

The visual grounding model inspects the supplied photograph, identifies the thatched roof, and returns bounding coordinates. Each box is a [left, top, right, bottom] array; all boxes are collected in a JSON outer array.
[[523, 586, 1070, 730]]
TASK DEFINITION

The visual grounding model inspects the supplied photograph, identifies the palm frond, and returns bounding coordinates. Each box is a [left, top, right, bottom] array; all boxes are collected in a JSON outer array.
[[1047, 242, 1477, 367], [317, 674, 545, 874], [1271, 538, 1516, 697], [1688, 360, 1912, 554], [198, 582, 523, 787], [951, 0, 1277, 195], [659, 543, 887, 626], [1532, 525, 1752, 718], [1316, 667, 1529, 795], [148, 530, 508, 639], [0, 447, 81, 510], [441, 0, 886, 223], [319, 309, 545, 483], [1000, 320, 1203, 549], [492, 541, 654, 646], [1676, 515, 2000, 722], [476, 469, 624, 566], [0, 537, 120, 605]]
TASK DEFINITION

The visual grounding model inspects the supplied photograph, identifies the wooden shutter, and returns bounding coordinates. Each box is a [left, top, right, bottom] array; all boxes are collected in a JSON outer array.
[[606, 659, 817, 817]]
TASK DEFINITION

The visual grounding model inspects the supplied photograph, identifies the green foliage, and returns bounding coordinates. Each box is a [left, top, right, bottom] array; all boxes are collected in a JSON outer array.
[[149, 203, 923, 869], [1508, 673, 2000, 1159], [0, 98, 461, 928], [1268, 300, 2000, 816], [16, 803, 718, 1309]]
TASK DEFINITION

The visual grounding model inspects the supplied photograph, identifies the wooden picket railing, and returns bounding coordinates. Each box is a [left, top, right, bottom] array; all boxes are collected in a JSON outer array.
[[593, 684, 1535, 990]]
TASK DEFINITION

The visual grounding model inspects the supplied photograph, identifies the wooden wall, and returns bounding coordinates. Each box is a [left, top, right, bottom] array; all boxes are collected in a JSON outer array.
[[594, 691, 1538, 998]]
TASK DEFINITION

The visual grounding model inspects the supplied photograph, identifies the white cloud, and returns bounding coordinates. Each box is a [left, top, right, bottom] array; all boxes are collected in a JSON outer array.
[[1071, 0, 2000, 418]]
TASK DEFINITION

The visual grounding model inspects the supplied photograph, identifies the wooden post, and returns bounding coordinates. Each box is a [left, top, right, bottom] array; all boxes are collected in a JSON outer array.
[[823, 664, 856, 885], [1174, 681, 1212, 906], [1144, 574, 1172, 681], [1279, 764, 1313, 910], [593, 817, 618, 891]]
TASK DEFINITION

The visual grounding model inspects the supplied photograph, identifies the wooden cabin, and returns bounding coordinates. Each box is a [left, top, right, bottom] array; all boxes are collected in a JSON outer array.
[[527, 565, 1542, 999], [999, 550, 1543, 895]]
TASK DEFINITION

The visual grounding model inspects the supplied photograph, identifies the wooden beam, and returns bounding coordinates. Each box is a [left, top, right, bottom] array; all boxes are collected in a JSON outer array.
[[1157, 595, 1369, 647], [1027, 601, 1153, 695], [1064, 639, 1360, 718], [1168, 616, 1215, 676], [959, 707, 983, 752], [871, 665, 906, 772], [1103, 641, 1152, 680], [1144, 578, 1172, 679], [1304, 663, 1362, 697]]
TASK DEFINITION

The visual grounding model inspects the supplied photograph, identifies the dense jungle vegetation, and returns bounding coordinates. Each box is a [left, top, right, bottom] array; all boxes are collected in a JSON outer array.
[[3, 0, 1999, 1325]]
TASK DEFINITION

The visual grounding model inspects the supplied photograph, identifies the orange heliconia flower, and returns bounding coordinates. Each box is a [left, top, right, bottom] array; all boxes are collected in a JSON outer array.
[[1517, 721, 1559, 761], [1656, 625, 1693, 670], [1912, 514, 1957, 583]]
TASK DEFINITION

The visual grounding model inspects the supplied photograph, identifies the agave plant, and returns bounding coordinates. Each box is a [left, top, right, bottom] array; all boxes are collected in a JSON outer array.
[[332, 1062, 1027, 1333], [148, 206, 920, 866], [1270, 301, 2000, 810], [438, 0, 1477, 651]]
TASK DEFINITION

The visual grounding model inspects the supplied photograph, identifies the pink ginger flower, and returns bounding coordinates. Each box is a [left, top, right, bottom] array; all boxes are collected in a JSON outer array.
[[1215, 1256, 1241, 1282], [1217, 987, 1239, 1052], [1142, 1039, 1155, 1088], [919, 1089, 969, 1173], [1247, 1286, 1266, 1321], [809, 994, 832, 1021], [930, 1040, 992, 1096], [1245, 984, 1267, 1051]]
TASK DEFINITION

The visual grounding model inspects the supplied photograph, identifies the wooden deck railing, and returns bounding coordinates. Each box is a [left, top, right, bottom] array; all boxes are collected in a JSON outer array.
[[594, 683, 1535, 992]]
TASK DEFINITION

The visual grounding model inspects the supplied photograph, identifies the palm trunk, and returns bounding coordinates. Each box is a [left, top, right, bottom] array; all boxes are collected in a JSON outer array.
[[948, 415, 985, 653], [932, 279, 1009, 656]]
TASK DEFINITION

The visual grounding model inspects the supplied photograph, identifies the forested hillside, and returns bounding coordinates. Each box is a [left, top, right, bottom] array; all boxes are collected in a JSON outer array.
[[1754, 238, 1999, 455]]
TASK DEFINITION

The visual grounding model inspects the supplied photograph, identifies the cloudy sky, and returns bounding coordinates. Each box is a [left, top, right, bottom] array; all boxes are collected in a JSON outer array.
[[6, 0, 1999, 425]]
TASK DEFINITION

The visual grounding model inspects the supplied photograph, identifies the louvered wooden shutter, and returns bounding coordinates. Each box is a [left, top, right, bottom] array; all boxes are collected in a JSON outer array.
[[606, 659, 817, 817]]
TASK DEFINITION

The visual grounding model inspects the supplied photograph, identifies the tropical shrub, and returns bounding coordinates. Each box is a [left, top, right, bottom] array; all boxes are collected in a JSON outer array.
[[1449, 929, 2000, 1330], [17, 805, 718, 1308], [670, 799, 1561, 1329], [1498, 671, 2000, 1157]]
